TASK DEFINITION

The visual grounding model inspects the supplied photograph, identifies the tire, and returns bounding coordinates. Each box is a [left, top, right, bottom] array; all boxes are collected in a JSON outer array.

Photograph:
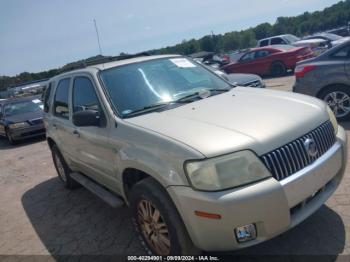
[[130, 178, 200, 255], [51, 144, 80, 189], [319, 85, 350, 121], [270, 61, 287, 77], [5, 129, 16, 145]]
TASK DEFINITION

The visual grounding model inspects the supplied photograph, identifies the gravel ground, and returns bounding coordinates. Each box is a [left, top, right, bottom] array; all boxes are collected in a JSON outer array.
[[0, 76, 350, 260]]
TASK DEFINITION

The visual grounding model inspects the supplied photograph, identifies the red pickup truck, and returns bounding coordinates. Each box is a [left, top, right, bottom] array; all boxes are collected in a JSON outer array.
[[222, 45, 314, 77]]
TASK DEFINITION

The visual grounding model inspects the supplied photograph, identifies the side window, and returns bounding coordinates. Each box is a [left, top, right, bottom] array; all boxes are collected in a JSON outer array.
[[54, 78, 70, 119], [332, 45, 350, 58], [43, 82, 53, 113], [255, 50, 270, 59], [72, 76, 106, 127], [240, 52, 255, 62], [260, 40, 269, 47], [73, 77, 100, 113], [271, 37, 286, 45]]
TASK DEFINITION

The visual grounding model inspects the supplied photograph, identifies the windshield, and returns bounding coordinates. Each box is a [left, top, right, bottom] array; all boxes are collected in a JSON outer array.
[[99, 57, 230, 116], [285, 34, 300, 43], [4, 99, 43, 116]]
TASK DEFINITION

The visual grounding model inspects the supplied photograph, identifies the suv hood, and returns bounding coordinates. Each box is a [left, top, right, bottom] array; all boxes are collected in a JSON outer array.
[[125, 88, 329, 158]]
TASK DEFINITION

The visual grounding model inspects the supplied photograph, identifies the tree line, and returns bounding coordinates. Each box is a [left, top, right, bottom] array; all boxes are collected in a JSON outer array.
[[1, 0, 350, 91]]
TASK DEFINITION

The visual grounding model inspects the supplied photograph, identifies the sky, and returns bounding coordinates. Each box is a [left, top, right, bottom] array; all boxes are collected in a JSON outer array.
[[0, 0, 342, 76]]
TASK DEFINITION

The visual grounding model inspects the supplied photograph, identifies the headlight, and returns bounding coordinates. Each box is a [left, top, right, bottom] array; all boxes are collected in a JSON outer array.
[[327, 106, 338, 134], [185, 150, 271, 191], [9, 122, 30, 129]]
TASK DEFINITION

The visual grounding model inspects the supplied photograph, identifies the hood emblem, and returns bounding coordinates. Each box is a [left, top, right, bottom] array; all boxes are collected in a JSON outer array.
[[304, 138, 318, 157]]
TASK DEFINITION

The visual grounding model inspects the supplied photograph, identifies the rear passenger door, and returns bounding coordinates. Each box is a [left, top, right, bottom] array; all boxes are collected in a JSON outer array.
[[70, 75, 116, 188], [51, 78, 77, 164]]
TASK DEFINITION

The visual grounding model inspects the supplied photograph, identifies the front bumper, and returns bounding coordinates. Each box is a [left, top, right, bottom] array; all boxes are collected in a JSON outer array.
[[167, 126, 347, 251], [8, 124, 46, 141]]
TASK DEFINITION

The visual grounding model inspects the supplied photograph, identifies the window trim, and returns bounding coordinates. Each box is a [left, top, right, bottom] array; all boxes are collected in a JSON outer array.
[[53, 78, 71, 120], [71, 74, 108, 127]]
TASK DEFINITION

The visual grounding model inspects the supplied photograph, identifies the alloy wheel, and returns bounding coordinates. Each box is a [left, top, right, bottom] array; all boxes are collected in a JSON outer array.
[[137, 199, 171, 255], [324, 91, 350, 118]]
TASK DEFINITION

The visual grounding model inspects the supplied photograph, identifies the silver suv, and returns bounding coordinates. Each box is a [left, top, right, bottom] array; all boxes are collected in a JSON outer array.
[[44, 55, 347, 255]]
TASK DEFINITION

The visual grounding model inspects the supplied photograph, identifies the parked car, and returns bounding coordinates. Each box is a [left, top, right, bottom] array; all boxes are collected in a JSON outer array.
[[327, 26, 350, 37], [294, 40, 350, 121], [45, 54, 346, 255], [0, 97, 45, 144], [196, 60, 266, 88], [302, 33, 349, 47], [222, 45, 314, 76], [258, 34, 328, 55]]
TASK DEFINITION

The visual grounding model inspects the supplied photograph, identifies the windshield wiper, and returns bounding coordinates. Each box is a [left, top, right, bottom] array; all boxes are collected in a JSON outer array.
[[175, 88, 231, 102], [122, 100, 189, 117]]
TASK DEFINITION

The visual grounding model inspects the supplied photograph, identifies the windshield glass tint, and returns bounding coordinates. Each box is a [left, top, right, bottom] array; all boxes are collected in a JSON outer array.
[[4, 100, 43, 116], [99, 57, 229, 116]]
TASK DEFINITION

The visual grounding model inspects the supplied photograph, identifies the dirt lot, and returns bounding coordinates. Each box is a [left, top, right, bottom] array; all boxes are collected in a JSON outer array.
[[1, 75, 350, 259]]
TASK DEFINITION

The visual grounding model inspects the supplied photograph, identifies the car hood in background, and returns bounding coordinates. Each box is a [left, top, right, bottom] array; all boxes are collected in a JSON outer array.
[[125, 87, 328, 158], [294, 39, 328, 47], [5, 110, 43, 124], [226, 73, 260, 85]]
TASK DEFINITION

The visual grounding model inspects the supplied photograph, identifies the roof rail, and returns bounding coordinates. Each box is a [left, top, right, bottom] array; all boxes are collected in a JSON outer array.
[[60, 52, 151, 73]]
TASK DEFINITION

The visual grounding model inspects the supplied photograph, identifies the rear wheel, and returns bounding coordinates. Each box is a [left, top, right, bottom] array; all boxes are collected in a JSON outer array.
[[319, 85, 350, 121], [130, 178, 200, 255], [270, 61, 287, 77], [51, 144, 79, 189]]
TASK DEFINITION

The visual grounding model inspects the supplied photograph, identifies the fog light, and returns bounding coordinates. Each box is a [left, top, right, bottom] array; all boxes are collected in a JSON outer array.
[[234, 224, 257, 243]]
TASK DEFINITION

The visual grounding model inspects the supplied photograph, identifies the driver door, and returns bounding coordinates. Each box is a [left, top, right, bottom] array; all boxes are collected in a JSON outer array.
[[69, 75, 117, 188]]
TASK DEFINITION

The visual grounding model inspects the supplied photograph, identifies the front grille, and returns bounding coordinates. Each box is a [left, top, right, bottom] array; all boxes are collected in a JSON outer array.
[[260, 121, 336, 181], [243, 80, 261, 88]]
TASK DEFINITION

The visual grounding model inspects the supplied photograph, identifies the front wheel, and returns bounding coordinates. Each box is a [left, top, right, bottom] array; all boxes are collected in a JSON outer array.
[[130, 178, 200, 255], [320, 85, 350, 121]]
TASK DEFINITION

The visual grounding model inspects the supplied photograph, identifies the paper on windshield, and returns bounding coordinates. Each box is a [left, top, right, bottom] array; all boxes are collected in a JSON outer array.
[[32, 99, 41, 104], [170, 58, 196, 68]]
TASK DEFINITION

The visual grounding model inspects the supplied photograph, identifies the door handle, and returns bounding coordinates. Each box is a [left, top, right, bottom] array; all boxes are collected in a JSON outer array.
[[73, 130, 80, 138]]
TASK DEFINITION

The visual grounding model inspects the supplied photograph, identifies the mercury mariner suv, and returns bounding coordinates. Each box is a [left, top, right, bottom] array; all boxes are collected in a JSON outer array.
[[44, 55, 347, 255]]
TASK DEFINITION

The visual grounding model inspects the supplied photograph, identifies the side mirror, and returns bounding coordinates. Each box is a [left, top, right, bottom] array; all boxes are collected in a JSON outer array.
[[73, 110, 100, 127]]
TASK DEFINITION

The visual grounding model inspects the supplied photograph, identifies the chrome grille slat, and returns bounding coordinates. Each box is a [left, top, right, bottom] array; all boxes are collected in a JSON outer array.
[[260, 121, 336, 181]]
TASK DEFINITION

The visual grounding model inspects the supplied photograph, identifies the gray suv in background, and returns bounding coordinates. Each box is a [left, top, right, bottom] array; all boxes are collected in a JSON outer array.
[[44, 55, 347, 255], [293, 40, 350, 121]]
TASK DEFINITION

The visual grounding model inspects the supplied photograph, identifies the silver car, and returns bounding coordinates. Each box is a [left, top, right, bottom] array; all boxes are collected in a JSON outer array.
[[44, 55, 347, 255]]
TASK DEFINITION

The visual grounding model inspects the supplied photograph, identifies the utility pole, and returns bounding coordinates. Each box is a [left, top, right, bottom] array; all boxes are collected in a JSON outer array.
[[94, 18, 103, 56]]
